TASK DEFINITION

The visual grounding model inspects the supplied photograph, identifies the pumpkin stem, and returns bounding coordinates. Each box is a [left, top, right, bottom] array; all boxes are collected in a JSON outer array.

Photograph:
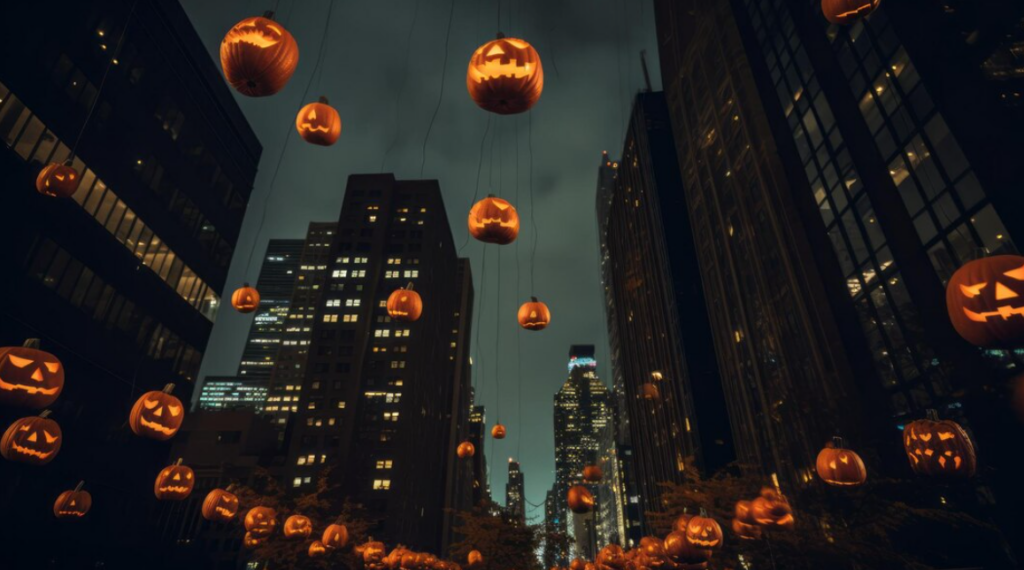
[[530, 296, 538, 302], [496, 32, 506, 39], [486, 193, 496, 198], [242, 282, 250, 288], [39, 410, 52, 419], [23, 338, 42, 350], [74, 481, 85, 492], [318, 95, 330, 105], [924, 409, 939, 421], [175, 457, 183, 466], [163, 383, 176, 394], [263, 10, 275, 20], [699, 507, 708, 517]]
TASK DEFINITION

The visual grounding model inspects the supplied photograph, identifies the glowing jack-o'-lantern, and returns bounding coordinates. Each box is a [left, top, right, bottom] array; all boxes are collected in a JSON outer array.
[[457, 441, 475, 459], [468, 196, 520, 245], [821, 0, 880, 25], [663, 532, 711, 570], [54, 481, 91, 519], [491, 423, 507, 439], [518, 297, 551, 331], [467, 34, 543, 115], [388, 284, 423, 322], [309, 541, 328, 558], [597, 544, 627, 570], [129, 384, 184, 441], [243, 532, 264, 549], [903, 410, 977, 478], [154, 459, 194, 500], [296, 96, 342, 146], [245, 506, 278, 538], [671, 513, 693, 534], [201, 487, 239, 522], [567, 485, 594, 514], [36, 162, 82, 198], [750, 487, 795, 529], [283, 514, 313, 539], [220, 13, 299, 97], [946, 255, 1024, 348], [815, 437, 867, 486], [467, 550, 484, 567], [640, 383, 660, 400], [232, 283, 261, 314], [1, 410, 62, 465], [0, 339, 65, 409], [363, 541, 388, 570], [731, 500, 761, 540], [639, 536, 673, 570], [569, 559, 586, 570], [685, 512, 723, 549], [386, 546, 411, 570], [322, 523, 349, 549]]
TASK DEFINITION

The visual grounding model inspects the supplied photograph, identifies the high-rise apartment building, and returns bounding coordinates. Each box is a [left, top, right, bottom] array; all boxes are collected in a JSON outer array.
[[0, 1, 258, 567], [468, 403, 490, 506], [505, 459, 526, 524], [197, 375, 270, 411], [282, 174, 474, 554]]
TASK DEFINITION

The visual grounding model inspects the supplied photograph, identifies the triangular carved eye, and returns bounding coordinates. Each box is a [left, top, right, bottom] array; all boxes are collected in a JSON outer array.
[[44, 430, 58, 444], [1005, 265, 1024, 280], [996, 282, 1019, 300], [8, 355, 34, 368], [486, 45, 505, 57], [44, 362, 60, 373], [308, 109, 317, 121], [960, 283, 987, 298]]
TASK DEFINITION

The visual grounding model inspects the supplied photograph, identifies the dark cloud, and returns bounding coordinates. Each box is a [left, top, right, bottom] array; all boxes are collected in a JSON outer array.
[[185, 0, 661, 517]]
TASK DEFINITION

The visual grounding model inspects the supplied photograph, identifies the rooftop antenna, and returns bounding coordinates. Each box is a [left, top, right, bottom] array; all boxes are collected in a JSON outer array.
[[640, 50, 653, 93]]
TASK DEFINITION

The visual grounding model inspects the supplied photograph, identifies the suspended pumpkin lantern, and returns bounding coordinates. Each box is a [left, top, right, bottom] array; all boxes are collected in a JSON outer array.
[[245, 506, 279, 538], [903, 410, 977, 478], [0, 339, 65, 409], [129, 383, 184, 441], [684, 512, 723, 549], [154, 458, 194, 500], [54, 481, 91, 519], [672, 513, 693, 534], [946, 255, 1024, 348], [388, 284, 423, 322], [750, 487, 794, 529], [0, 410, 62, 465], [201, 487, 240, 522], [582, 464, 603, 483], [815, 437, 867, 486], [640, 383, 660, 400], [731, 500, 761, 540], [491, 423, 507, 439], [821, 0, 880, 25], [597, 545, 626, 570], [567, 485, 594, 514], [639, 536, 674, 569], [322, 523, 349, 549], [569, 559, 586, 570], [468, 196, 519, 245], [662, 532, 711, 570], [309, 541, 328, 558], [243, 531, 264, 549], [518, 297, 551, 331], [284, 514, 313, 539], [220, 13, 299, 97], [467, 550, 483, 567], [466, 34, 544, 115], [457, 441, 475, 459], [35, 162, 82, 198], [387, 546, 412, 570], [232, 283, 261, 314], [364, 542, 388, 570], [296, 96, 342, 146]]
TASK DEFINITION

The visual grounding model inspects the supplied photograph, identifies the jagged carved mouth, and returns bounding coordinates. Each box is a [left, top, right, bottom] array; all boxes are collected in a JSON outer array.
[[228, 30, 281, 49], [140, 417, 176, 435], [300, 123, 330, 133], [836, 1, 878, 19], [158, 485, 190, 494], [963, 305, 1024, 322], [0, 376, 59, 395], [216, 506, 235, 516], [11, 442, 53, 459], [56, 509, 86, 517], [471, 59, 535, 82]]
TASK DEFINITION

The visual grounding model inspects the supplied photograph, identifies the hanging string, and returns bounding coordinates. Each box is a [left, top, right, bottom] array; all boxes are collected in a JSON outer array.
[[473, 244, 488, 406], [458, 114, 493, 255], [495, 245, 502, 422], [515, 115, 523, 461], [419, 0, 456, 178], [244, 0, 334, 281], [380, 0, 421, 173], [529, 110, 538, 294], [69, 1, 137, 161]]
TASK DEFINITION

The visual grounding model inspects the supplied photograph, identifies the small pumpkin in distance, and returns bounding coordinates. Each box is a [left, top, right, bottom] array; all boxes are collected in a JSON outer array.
[[457, 441, 475, 459], [684, 512, 723, 548], [946, 255, 1024, 348], [201, 487, 240, 522], [518, 297, 551, 331], [731, 500, 761, 540], [54, 481, 91, 519], [750, 487, 794, 529], [821, 0, 880, 25], [662, 532, 711, 569], [130, 383, 184, 441], [468, 195, 519, 245], [640, 383, 659, 400], [582, 464, 603, 483], [467, 550, 483, 567], [309, 541, 328, 557], [567, 485, 594, 514], [322, 523, 349, 549], [220, 13, 299, 97], [283, 514, 313, 539], [467, 34, 544, 115], [491, 423, 506, 439], [596, 544, 626, 570], [243, 531, 264, 549], [363, 541, 388, 570], [903, 410, 977, 479], [36, 162, 82, 198], [296, 96, 342, 146], [232, 283, 261, 313], [569, 559, 586, 570], [1, 410, 62, 465], [388, 284, 423, 322], [245, 506, 279, 538], [815, 437, 867, 486], [0, 338, 65, 409], [154, 458, 194, 500]]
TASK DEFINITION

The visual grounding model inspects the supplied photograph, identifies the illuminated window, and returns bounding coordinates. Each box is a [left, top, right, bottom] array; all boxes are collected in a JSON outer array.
[[323, 315, 338, 323], [376, 460, 394, 469], [372, 479, 391, 490], [343, 314, 358, 323]]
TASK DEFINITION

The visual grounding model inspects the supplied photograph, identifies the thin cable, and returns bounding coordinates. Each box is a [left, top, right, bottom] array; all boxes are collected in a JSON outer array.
[[314, 0, 336, 93], [473, 245, 488, 409], [419, 0, 457, 178], [529, 110, 537, 294], [495, 245, 501, 422], [515, 115, 523, 461], [459, 114, 494, 254], [380, 0, 421, 173]]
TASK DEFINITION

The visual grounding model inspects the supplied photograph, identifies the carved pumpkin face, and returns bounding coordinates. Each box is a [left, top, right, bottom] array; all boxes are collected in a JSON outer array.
[[36, 163, 82, 198], [467, 35, 544, 115], [296, 98, 342, 146], [685, 515, 723, 548], [815, 441, 868, 486], [363, 541, 388, 570], [457, 441, 475, 459], [0, 413, 62, 465], [387, 287, 423, 322], [232, 284, 261, 313], [201, 488, 239, 522], [491, 424, 507, 440], [582, 464, 603, 483], [220, 15, 299, 97], [467, 550, 483, 567], [597, 545, 626, 570], [154, 462, 194, 500], [388, 547, 412, 570], [309, 541, 328, 557], [468, 196, 520, 245], [518, 298, 551, 331], [639, 537, 670, 569], [129, 386, 184, 441], [283, 514, 313, 539], [903, 415, 977, 478], [750, 487, 794, 529], [567, 485, 594, 514], [0, 340, 65, 409], [322, 523, 349, 549], [662, 532, 711, 568], [946, 255, 1024, 347], [53, 484, 91, 519], [569, 559, 586, 570], [245, 506, 278, 538], [821, 0, 880, 25], [731, 500, 761, 540], [243, 531, 264, 549]]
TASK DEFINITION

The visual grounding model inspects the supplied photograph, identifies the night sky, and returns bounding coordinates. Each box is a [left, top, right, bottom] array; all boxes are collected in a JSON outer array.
[[184, 0, 661, 520]]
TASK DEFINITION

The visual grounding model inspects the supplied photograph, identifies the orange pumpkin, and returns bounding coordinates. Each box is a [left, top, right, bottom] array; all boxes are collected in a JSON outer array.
[[243, 531, 264, 549], [322, 523, 349, 549], [35, 162, 81, 198], [750, 487, 794, 529], [946, 255, 1024, 348], [1, 410, 62, 465], [569, 559, 586, 570], [457, 441, 475, 459], [54, 481, 91, 519], [597, 545, 626, 570], [821, 0, 880, 25], [640, 383, 659, 400], [582, 464, 603, 483], [388, 285, 423, 322], [284, 514, 313, 539], [129, 383, 184, 441], [815, 437, 867, 486], [468, 196, 519, 245], [309, 541, 328, 557], [467, 550, 484, 567], [731, 500, 761, 540], [154, 459, 194, 500], [518, 297, 551, 331], [491, 424, 507, 439], [0, 339, 65, 409], [684, 513, 723, 549], [467, 34, 543, 115], [232, 283, 261, 313], [220, 14, 299, 97], [296, 96, 342, 146], [671, 513, 693, 534], [662, 532, 711, 569], [363, 541, 388, 570], [903, 411, 977, 479], [201, 488, 239, 522], [567, 485, 594, 514], [245, 506, 278, 538]]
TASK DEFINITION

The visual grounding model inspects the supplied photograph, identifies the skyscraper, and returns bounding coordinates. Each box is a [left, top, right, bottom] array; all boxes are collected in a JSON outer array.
[[282, 174, 474, 554], [468, 403, 491, 506], [0, 0, 258, 566], [505, 459, 526, 524]]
